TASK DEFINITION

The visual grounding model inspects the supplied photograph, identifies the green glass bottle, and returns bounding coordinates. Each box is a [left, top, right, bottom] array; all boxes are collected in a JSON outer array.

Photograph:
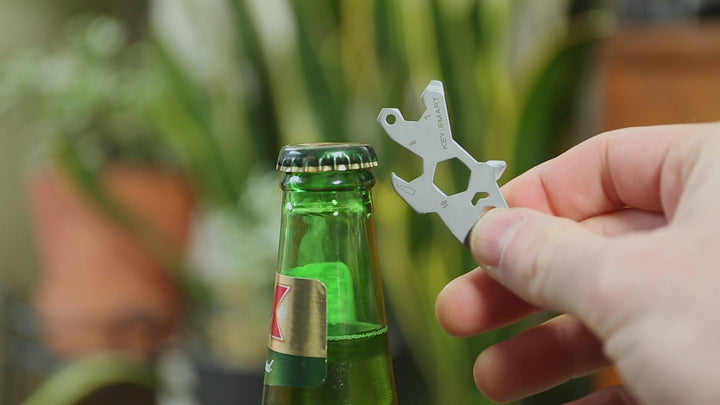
[[262, 143, 397, 405]]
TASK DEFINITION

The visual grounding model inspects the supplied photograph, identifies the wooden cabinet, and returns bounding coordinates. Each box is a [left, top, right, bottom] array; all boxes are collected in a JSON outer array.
[[602, 23, 720, 131]]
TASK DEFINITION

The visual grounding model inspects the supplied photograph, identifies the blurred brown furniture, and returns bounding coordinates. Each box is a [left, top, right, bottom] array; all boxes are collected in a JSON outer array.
[[602, 22, 720, 131]]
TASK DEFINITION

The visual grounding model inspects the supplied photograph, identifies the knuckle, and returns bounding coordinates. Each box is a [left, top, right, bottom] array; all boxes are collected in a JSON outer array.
[[512, 220, 574, 307], [527, 225, 570, 304]]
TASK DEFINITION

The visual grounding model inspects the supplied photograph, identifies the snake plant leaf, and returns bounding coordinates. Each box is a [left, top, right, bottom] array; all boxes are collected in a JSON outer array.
[[513, 12, 608, 176], [228, 0, 281, 164], [289, 0, 347, 142], [22, 354, 155, 405], [146, 41, 242, 205]]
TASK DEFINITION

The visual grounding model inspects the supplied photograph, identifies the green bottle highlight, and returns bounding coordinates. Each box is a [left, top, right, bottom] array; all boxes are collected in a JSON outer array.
[[262, 143, 397, 405]]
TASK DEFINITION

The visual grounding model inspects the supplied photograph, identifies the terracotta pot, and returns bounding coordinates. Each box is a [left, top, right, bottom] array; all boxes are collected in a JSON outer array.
[[27, 165, 194, 360]]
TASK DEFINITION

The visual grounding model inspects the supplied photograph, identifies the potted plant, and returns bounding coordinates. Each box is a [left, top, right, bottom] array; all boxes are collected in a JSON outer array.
[[0, 16, 195, 362]]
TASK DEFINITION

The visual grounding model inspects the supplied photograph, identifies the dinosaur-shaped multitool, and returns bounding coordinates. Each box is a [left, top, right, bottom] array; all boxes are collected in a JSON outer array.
[[377, 80, 508, 246]]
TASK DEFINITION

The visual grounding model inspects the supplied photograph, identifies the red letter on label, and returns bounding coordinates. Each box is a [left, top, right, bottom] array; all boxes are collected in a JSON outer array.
[[271, 284, 291, 341]]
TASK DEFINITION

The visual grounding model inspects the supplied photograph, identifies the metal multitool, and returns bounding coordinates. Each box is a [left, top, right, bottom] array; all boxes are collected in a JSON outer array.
[[377, 80, 508, 246]]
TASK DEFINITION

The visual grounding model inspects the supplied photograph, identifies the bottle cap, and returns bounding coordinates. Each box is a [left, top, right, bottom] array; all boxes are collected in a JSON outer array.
[[276, 143, 378, 173]]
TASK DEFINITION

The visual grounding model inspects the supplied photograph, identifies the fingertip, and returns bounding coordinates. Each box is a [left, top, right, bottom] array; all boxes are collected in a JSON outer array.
[[474, 346, 513, 403], [436, 268, 538, 337], [435, 280, 452, 331], [435, 275, 475, 337], [436, 271, 499, 337]]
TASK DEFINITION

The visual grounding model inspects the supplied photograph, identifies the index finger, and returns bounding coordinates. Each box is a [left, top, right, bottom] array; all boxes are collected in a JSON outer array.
[[503, 123, 713, 220]]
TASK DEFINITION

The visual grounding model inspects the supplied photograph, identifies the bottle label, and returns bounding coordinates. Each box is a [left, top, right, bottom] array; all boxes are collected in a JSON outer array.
[[264, 273, 327, 387]]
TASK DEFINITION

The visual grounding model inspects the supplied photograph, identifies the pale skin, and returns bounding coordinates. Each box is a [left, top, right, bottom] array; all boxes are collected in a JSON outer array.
[[435, 123, 720, 404]]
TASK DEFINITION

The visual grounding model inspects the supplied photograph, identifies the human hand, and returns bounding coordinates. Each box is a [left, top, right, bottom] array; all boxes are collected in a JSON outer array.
[[436, 123, 720, 404]]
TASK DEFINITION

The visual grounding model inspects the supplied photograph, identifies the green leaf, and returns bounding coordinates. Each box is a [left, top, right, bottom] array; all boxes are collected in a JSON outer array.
[[289, 0, 347, 141], [22, 354, 155, 405], [145, 41, 242, 204], [229, 0, 282, 163], [513, 33, 598, 176]]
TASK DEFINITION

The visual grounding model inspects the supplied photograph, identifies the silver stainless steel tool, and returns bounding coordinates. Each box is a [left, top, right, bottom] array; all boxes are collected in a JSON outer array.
[[377, 80, 508, 245]]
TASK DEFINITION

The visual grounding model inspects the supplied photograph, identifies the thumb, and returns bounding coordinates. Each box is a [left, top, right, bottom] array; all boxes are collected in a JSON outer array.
[[470, 207, 608, 316]]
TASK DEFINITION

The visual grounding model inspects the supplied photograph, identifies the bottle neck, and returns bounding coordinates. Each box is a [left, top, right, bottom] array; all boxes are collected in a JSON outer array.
[[280, 169, 376, 192], [276, 169, 385, 336]]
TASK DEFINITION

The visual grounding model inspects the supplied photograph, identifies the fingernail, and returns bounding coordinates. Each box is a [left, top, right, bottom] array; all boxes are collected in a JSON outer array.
[[471, 208, 525, 268], [482, 265, 501, 277]]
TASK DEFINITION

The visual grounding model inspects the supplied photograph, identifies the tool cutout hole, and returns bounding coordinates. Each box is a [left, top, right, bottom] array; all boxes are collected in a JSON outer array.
[[434, 158, 471, 197], [385, 114, 397, 125], [392, 147, 424, 181], [472, 192, 490, 206]]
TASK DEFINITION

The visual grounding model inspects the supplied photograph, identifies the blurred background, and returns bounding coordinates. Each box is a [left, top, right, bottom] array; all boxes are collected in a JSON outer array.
[[1, 0, 719, 404]]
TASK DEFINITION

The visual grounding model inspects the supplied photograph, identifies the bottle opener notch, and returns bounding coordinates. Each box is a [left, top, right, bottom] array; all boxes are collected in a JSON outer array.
[[377, 80, 508, 245]]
